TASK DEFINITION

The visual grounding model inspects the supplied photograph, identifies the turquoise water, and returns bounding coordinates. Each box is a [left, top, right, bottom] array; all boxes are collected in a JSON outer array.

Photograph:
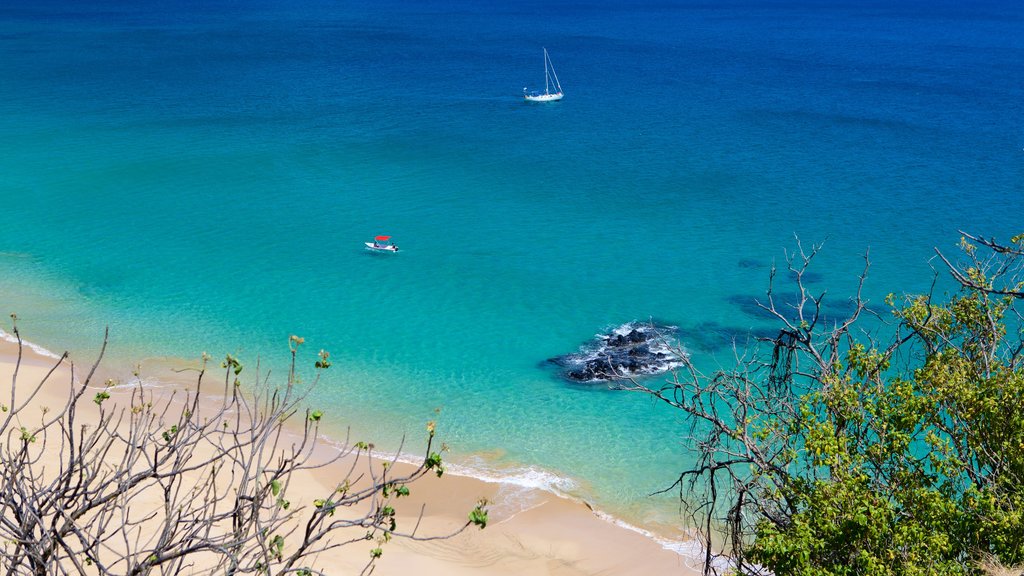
[[1, 0, 1022, 541]]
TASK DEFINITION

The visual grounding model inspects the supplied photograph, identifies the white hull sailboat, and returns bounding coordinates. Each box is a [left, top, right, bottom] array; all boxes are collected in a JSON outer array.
[[524, 48, 563, 102]]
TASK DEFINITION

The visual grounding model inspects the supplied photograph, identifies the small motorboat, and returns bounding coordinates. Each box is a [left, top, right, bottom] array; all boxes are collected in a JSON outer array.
[[365, 235, 399, 252]]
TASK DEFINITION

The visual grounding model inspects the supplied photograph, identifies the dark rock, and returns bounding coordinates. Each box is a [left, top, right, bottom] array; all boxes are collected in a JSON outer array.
[[627, 344, 649, 357], [549, 322, 684, 383]]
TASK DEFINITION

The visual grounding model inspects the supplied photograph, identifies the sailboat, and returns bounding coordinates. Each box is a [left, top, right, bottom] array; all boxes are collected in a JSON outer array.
[[523, 48, 563, 102]]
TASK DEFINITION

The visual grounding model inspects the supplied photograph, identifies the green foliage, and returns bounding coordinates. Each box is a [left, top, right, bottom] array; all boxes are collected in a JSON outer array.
[[222, 353, 243, 376], [315, 349, 331, 369], [161, 425, 178, 443], [425, 452, 445, 477], [377, 505, 397, 531], [308, 409, 323, 422], [382, 483, 410, 498], [732, 237, 1024, 575], [313, 498, 335, 517], [268, 479, 290, 509], [469, 499, 489, 529], [268, 534, 284, 561], [93, 391, 110, 405], [336, 480, 351, 496]]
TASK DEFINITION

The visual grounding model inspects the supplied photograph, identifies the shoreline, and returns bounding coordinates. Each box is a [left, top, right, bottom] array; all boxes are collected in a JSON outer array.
[[0, 329, 700, 575]]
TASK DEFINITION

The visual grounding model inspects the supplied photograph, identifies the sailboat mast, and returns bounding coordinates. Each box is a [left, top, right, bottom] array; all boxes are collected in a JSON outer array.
[[543, 47, 550, 94]]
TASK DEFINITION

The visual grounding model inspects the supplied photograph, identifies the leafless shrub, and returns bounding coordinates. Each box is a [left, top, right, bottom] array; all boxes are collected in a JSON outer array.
[[0, 324, 486, 575]]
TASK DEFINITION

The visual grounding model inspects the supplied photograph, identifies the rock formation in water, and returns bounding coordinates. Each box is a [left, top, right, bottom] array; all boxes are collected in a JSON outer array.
[[548, 322, 684, 382]]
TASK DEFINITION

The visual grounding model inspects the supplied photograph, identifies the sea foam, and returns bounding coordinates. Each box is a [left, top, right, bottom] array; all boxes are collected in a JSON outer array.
[[354, 445, 722, 563], [0, 328, 64, 361]]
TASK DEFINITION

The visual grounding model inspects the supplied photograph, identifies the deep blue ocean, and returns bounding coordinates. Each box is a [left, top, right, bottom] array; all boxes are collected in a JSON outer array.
[[1, 0, 1022, 546]]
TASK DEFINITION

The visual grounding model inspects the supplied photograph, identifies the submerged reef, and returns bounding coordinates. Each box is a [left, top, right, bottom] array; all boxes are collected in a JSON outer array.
[[727, 293, 864, 325], [676, 322, 781, 353]]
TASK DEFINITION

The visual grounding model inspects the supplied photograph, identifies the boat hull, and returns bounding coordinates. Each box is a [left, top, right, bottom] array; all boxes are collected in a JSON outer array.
[[365, 242, 398, 252], [524, 92, 563, 102]]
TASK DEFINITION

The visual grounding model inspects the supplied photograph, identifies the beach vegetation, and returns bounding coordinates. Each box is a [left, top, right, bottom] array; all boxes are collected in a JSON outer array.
[[635, 233, 1024, 575], [469, 499, 490, 529], [425, 451, 446, 477], [0, 326, 486, 575]]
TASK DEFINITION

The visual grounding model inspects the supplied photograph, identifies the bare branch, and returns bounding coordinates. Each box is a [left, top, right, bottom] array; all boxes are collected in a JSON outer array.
[[0, 330, 485, 575]]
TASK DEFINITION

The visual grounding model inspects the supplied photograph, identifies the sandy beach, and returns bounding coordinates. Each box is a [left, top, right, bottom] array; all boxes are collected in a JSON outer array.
[[0, 333, 697, 575]]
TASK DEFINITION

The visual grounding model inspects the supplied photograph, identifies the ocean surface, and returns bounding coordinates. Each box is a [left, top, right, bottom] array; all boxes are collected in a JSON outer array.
[[1, 0, 1022, 549]]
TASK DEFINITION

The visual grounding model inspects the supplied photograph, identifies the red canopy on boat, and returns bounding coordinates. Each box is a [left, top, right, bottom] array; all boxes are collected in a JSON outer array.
[[374, 235, 391, 241]]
